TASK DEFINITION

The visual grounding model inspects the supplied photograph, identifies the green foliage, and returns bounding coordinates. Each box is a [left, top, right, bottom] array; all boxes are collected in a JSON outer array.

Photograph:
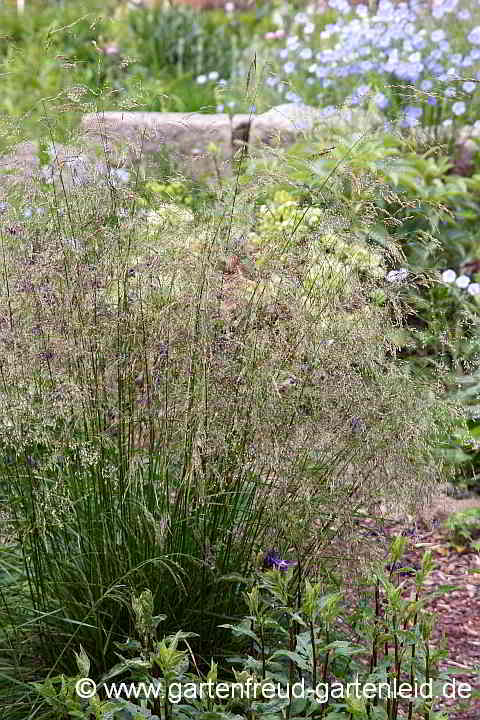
[[1, 3, 479, 713], [27, 544, 456, 720], [140, 179, 215, 217], [445, 508, 480, 550], [0, 110, 458, 699], [245, 115, 479, 485], [0, 0, 268, 139], [117, 4, 237, 80]]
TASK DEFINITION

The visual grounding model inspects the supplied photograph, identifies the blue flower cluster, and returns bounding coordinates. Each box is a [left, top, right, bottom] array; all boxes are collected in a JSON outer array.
[[262, 0, 480, 127]]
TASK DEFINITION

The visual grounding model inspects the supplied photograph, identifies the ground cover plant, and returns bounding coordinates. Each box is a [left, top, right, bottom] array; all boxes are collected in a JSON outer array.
[[1, 0, 480, 718]]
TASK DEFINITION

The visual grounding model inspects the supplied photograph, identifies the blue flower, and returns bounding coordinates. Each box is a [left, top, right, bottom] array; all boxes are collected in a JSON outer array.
[[442, 269, 456, 283], [468, 26, 480, 46], [429, 62, 444, 77], [112, 168, 130, 184], [463, 81, 476, 93], [374, 92, 389, 109], [285, 91, 303, 103], [431, 29, 446, 43], [452, 101, 466, 115], [294, 12, 308, 24], [299, 48, 313, 60], [320, 105, 336, 118], [402, 105, 422, 128]]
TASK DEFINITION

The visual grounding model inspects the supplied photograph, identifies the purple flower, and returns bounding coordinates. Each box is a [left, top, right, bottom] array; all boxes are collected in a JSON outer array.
[[263, 550, 296, 571]]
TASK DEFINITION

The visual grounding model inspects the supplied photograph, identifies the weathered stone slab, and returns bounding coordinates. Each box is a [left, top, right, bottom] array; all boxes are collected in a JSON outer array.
[[3, 104, 473, 193], [249, 104, 383, 149], [80, 111, 233, 181]]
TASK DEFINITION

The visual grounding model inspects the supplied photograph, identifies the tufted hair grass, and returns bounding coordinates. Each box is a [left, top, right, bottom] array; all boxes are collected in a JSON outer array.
[[0, 75, 460, 720]]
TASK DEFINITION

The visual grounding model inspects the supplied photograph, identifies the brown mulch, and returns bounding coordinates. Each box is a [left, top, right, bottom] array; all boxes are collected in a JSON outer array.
[[401, 526, 480, 718]]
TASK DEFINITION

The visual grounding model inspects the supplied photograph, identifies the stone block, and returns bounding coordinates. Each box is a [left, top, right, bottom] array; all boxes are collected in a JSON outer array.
[[249, 104, 383, 150], [80, 111, 233, 182]]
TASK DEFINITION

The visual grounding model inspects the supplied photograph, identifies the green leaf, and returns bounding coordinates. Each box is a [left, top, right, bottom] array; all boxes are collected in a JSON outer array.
[[218, 623, 260, 643], [268, 650, 311, 671], [321, 641, 365, 656]]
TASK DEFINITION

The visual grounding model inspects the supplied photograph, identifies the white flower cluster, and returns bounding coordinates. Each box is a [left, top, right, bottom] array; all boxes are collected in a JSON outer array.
[[441, 269, 480, 295], [386, 268, 409, 283]]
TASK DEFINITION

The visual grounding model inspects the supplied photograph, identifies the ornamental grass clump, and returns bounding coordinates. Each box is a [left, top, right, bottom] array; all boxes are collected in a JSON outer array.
[[0, 108, 458, 692]]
